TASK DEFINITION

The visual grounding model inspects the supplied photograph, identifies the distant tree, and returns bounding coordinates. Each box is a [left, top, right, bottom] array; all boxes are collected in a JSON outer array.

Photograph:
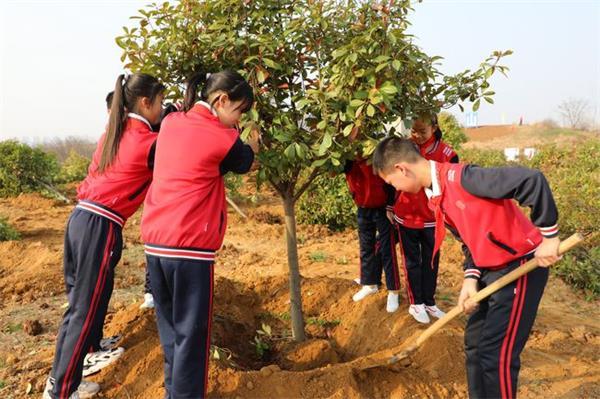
[[558, 98, 590, 130], [438, 112, 468, 150]]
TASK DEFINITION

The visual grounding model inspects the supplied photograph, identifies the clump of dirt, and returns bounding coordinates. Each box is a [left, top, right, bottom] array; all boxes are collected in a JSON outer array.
[[23, 320, 43, 336], [277, 339, 340, 371], [253, 210, 283, 225]]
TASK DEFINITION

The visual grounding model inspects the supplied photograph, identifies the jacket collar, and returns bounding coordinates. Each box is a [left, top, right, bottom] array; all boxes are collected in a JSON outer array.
[[424, 160, 441, 200], [127, 112, 153, 130]]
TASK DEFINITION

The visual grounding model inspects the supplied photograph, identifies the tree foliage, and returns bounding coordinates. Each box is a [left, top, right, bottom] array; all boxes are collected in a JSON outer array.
[[117, 0, 511, 340], [0, 140, 59, 197], [437, 112, 468, 150]]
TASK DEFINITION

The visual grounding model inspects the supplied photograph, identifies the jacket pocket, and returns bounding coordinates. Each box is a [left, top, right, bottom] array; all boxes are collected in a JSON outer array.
[[487, 232, 517, 255], [218, 211, 225, 234]]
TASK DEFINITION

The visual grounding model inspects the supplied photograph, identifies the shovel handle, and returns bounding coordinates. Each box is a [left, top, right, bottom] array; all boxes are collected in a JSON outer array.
[[412, 232, 585, 348]]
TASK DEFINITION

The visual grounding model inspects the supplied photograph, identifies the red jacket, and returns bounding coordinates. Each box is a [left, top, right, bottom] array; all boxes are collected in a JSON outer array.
[[141, 103, 240, 260], [431, 162, 543, 268], [76, 115, 157, 227], [393, 136, 457, 228], [345, 159, 389, 208]]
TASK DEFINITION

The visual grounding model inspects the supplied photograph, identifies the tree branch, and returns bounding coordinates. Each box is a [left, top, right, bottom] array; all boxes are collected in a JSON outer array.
[[293, 167, 322, 203]]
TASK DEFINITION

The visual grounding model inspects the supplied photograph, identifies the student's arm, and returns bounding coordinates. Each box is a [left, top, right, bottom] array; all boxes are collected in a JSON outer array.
[[219, 138, 255, 175], [461, 165, 561, 266], [147, 140, 157, 170], [460, 165, 558, 237]]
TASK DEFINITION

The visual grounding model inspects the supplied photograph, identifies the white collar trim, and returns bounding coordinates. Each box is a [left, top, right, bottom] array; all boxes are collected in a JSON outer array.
[[127, 113, 152, 130], [196, 101, 218, 117], [424, 160, 441, 200]]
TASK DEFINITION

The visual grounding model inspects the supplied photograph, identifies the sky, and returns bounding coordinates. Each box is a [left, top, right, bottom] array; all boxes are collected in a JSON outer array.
[[1, 0, 599, 142]]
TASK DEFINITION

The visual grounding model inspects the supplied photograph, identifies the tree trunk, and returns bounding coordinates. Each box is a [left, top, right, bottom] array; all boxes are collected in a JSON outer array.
[[282, 193, 306, 342]]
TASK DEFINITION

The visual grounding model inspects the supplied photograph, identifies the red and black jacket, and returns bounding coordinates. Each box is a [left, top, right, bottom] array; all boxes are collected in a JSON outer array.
[[141, 102, 254, 261], [428, 161, 559, 277], [344, 159, 395, 209], [76, 114, 157, 227], [393, 135, 458, 228]]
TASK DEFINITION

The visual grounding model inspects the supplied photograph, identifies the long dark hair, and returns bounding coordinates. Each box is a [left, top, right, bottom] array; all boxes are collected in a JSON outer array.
[[183, 69, 254, 113], [99, 73, 165, 172]]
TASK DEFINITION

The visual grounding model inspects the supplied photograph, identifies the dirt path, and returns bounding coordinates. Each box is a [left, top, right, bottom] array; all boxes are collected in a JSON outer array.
[[0, 194, 598, 398]]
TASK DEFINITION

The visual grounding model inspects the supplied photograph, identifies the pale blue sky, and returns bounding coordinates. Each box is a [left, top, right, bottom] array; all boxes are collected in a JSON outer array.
[[1, 0, 599, 142]]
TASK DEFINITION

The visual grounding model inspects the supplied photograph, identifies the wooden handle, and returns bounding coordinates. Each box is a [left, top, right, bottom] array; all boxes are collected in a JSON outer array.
[[226, 195, 248, 219], [412, 232, 584, 348]]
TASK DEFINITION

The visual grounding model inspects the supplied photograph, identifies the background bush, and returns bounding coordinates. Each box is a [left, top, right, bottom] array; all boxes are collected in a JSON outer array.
[[438, 112, 468, 150], [0, 140, 59, 197], [55, 149, 91, 184], [297, 174, 356, 231]]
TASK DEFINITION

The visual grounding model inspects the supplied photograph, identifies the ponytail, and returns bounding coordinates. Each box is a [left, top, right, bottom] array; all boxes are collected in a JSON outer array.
[[183, 70, 207, 112], [99, 75, 127, 172], [98, 73, 165, 172]]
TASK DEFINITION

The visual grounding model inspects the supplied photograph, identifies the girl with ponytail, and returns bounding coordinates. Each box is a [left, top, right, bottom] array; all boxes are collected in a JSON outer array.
[[141, 69, 259, 398], [45, 73, 165, 399]]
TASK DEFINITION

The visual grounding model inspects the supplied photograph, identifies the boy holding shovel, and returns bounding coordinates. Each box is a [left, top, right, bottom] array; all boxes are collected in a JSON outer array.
[[373, 137, 560, 399]]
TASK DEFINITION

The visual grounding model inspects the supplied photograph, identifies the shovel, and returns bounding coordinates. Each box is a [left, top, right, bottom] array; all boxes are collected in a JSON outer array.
[[358, 232, 585, 371]]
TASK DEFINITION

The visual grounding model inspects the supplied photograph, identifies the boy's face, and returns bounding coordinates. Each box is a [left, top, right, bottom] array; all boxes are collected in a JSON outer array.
[[379, 163, 422, 193]]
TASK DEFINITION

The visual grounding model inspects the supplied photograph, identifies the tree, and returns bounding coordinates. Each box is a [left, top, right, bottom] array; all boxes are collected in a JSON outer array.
[[558, 98, 590, 130], [0, 140, 59, 197], [438, 112, 468, 150], [117, 0, 510, 341]]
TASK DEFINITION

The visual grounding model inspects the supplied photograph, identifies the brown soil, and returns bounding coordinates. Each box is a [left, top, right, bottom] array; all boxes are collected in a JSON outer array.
[[464, 125, 596, 150], [0, 192, 598, 398]]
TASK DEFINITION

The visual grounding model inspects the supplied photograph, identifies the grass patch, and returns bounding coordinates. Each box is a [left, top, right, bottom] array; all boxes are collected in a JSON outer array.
[[309, 251, 328, 262]]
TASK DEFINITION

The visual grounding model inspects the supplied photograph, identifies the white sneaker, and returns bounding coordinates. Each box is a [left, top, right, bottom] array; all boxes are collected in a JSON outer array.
[[99, 334, 122, 351], [409, 304, 431, 324], [43, 377, 98, 398], [386, 292, 399, 313], [82, 347, 124, 377], [139, 293, 154, 309], [352, 285, 378, 302], [425, 305, 446, 319]]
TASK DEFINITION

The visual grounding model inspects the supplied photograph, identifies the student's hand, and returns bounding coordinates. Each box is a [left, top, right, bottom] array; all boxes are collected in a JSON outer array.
[[247, 128, 261, 154], [458, 278, 479, 315], [535, 236, 561, 267]]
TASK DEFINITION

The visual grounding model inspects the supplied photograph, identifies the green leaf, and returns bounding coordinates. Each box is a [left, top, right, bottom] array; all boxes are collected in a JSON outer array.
[[484, 97, 494, 104], [256, 69, 267, 83], [473, 99, 481, 112], [375, 63, 388, 73], [380, 85, 398, 95], [262, 58, 281, 70], [372, 55, 390, 63], [350, 99, 364, 107], [316, 120, 327, 130], [366, 104, 375, 117], [284, 144, 296, 160], [343, 124, 354, 136], [392, 60, 401, 71]]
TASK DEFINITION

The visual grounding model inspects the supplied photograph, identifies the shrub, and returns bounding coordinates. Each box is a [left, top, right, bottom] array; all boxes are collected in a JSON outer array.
[[0, 140, 59, 197], [0, 217, 20, 241], [56, 150, 91, 184], [438, 112, 468, 150], [297, 174, 356, 231]]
